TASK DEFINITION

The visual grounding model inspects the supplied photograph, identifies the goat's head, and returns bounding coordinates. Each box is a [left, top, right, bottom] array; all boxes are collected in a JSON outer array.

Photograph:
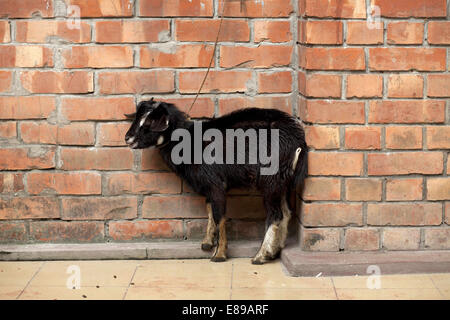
[[124, 98, 170, 149]]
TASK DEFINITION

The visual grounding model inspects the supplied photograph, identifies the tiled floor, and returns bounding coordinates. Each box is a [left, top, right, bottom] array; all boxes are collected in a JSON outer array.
[[0, 259, 448, 300]]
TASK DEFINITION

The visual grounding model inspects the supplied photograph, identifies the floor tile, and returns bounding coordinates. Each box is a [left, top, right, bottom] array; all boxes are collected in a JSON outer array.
[[0, 262, 43, 287], [125, 286, 230, 300], [132, 261, 232, 288], [0, 287, 24, 300], [336, 288, 443, 300], [29, 260, 137, 287], [231, 288, 337, 300], [232, 261, 333, 289], [430, 273, 450, 290], [437, 288, 450, 299], [19, 286, 127, 300], [332, 274, 436, 289]]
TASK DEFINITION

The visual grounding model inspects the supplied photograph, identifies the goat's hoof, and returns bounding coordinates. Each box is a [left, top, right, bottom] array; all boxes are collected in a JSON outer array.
[[210, 255, 227, 263], [201, 243, 214, 251], [251, 257, 266, 265]]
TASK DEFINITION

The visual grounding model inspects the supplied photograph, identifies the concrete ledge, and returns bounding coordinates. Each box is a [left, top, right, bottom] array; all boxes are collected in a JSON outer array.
[[281, 245, 450, 277], [0, 241, 260, 261]]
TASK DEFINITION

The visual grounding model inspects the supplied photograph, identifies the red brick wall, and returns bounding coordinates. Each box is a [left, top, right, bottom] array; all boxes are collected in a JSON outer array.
[[0, 0, 448, 250]]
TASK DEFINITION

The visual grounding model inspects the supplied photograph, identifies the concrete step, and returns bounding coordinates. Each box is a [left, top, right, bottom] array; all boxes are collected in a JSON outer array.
[[0, 240, 261, 261], [281, 244, 450, 277]]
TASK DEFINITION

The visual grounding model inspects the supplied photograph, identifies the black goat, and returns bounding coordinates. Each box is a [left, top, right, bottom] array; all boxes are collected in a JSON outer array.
[[125, 99, 308, 264]]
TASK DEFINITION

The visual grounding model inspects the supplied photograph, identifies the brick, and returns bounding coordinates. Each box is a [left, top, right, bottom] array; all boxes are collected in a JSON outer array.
[[62, 197, 138, 220], [27, 172, 101, 195], [369, 48, 446, 71], [347, 21, 383, 45], [143, 196, 206, 219], [446, 202, 449, 225], [386, 178, 423, 201], [301, 0, 366, 18], [372, 0, 447, 17], [60, 148, 133, 170], [99, 71, 174, 94], [299, 47, 365, 70], [106, 172, 181, 195], [367, 203, 442, 226], [425, 229, 450, 249], [0, 197, 59, 220], [0, 71, 12, 92], [345, 127, 381, 150], [65, 0, 133, 17], [304, 126, 340, 150], [141, 148, 170, 171], [21, 71, 93, 94], [427, 126, 450, 150], [368, 152, 443, 175], [98, 123, 130, 146], [301, 203, 363, 227], [427, 75, 450, 98], [346, 178, 382, 201], [346, 74, 383, 98], [344, 228, 380, 251], [255, 20, 291, 43], [163, 97, 215, 118], [176, 19, 250, 42], [369, 100, 445, 124], [0, 147, 55, 170], [0, 46, 53, 67], [16, 21, 91, 43], [303, 178, 341, 201], [30, 221, 104, 243], [140, 44, 214, 68], [386, 126, 422, 149], [61, 97, 135, 121], [21, 122, 95, 146], [140, 0, 213, 17], [227, 220, 265, 240], [0, 173, 24, 194], [427, 178, 450, 200], [428, 21, 450, 45], [95, 20, 170, 43], [109, 220, 183, 241], [0, 0, 53, 18], [258, 71, 292, 93], [179, 71, 252, 94], [0, 96, 56, 120], [226, 196, 265, 219], [387, 22, 424, 44], [388, 75, 423, 98], [298, 72, 341, 98], [0, 222, 26, 243], [220, 45, 292, 68], [308, 152, 364, 176], [299, 20, 342, 44], [0, 122, 16, 139], [299, 100, 365, 124], [0, 21, 10, 42], [383, 228, 421, 250], [301, 227, 340, 251], [220, 0, 293, 17], [62, 46, 133, 68], [219, 96, 292, 115]]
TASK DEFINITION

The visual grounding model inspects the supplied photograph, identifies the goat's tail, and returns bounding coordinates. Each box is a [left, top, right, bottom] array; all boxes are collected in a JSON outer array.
[[287, 146, 308, 211]]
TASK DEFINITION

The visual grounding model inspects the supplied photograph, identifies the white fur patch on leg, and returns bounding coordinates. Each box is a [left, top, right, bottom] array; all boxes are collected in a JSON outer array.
[[279, 197, 291, 249], [156, 135, 164, 145], [292, 147, 302, 171], [253, 223, 281, 263]]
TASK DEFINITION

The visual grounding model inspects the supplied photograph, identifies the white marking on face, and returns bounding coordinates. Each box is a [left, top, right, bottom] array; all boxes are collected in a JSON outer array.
[[292, 147, 302, 171], [126, 136, 135, 144], [139, 112, 151, 127], [156, 135, 164, 145]]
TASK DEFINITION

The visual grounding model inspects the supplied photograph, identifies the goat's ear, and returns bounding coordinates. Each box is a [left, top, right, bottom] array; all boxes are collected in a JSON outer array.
[[148, 103, 169, 132], [124, 113, 136, 119]]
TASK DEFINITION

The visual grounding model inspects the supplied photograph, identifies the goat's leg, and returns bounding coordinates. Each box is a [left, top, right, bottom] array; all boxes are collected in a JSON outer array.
[[252, 194, 284, 265], [209, 192, 227, 262], [279, 195, 291, 249], [201, 202, 216, 251]]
